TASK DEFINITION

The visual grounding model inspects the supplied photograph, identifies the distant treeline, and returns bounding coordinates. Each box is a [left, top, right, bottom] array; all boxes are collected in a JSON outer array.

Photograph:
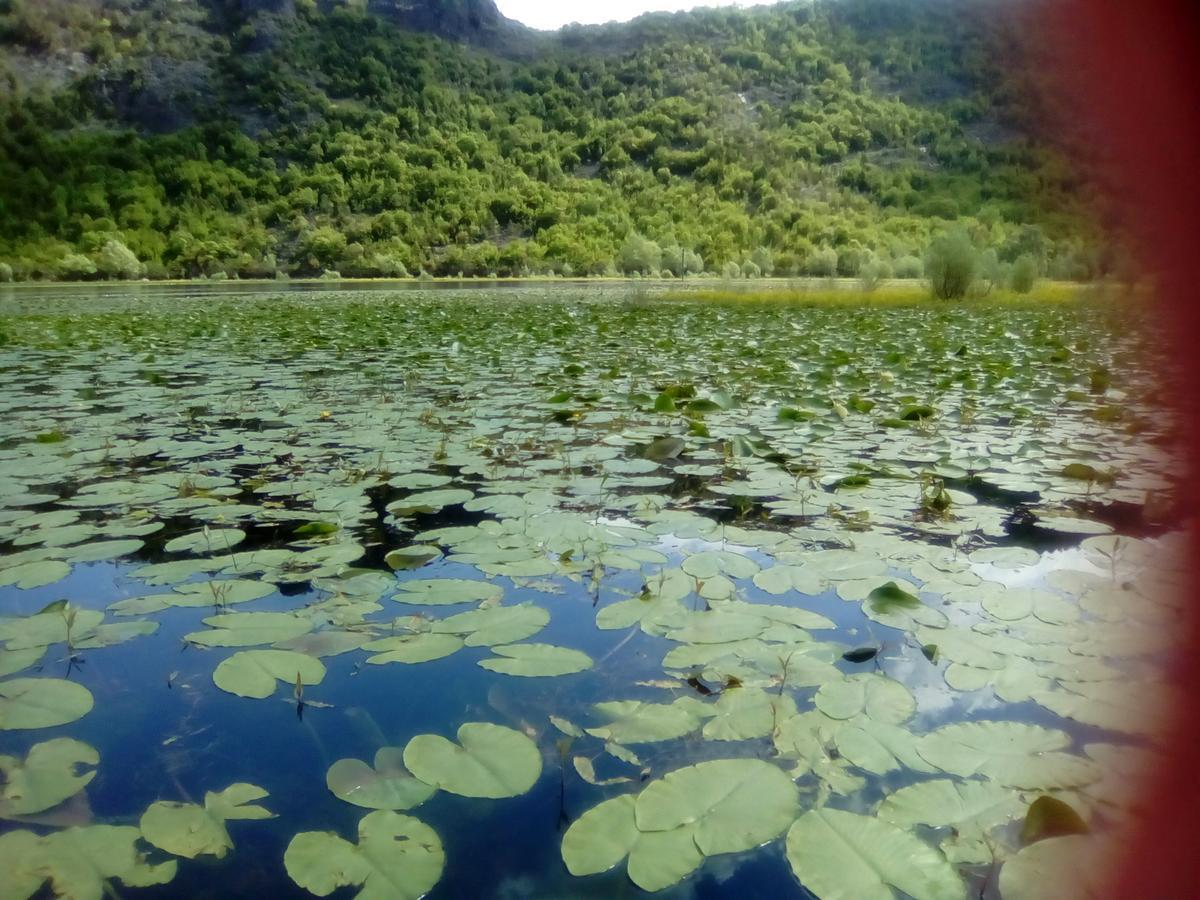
[[0, 0, 1120, 283]]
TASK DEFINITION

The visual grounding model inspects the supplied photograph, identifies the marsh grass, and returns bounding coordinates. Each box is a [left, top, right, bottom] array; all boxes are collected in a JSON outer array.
[[661, 280, 1087, 306]]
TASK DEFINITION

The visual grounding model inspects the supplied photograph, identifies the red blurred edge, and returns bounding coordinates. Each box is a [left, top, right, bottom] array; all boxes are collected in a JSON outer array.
[[1037, 0, 1200, 895]]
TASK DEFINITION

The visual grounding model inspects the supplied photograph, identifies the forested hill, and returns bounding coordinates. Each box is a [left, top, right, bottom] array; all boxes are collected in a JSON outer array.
[[0, 0, 1110, 281]]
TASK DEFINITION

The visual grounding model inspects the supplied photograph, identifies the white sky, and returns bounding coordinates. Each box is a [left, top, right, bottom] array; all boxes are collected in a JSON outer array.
[[496, 1, 781, 32]]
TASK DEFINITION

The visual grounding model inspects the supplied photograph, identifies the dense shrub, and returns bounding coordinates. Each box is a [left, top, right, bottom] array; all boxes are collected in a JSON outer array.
[[1010, 254, 1037, 293], [893, 255, 924, 278], [925, 230, 977, 300]]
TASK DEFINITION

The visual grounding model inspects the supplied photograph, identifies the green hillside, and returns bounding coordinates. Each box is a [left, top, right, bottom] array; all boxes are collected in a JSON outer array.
[[0, 0, 1110, 281]]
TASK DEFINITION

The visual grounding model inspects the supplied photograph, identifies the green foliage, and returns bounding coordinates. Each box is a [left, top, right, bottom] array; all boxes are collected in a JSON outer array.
[[0, 0, 1106, 280], [94, 239, 144, 280], [1010, 253, 1037, 293], [925, 230, 978, 300], [807, 247, 840, 278], [57, 252, 97, 280], [0, 261, 11, 282], [893, 254, 924, 279], [619, 233, 662, 276]]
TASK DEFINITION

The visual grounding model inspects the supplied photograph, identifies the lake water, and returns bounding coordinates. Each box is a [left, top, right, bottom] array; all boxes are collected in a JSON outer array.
[[0, 285, 1182, 899]]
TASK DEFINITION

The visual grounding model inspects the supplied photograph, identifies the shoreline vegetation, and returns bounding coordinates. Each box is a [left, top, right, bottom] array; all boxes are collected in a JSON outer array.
[[0, 276, 1106, 305]]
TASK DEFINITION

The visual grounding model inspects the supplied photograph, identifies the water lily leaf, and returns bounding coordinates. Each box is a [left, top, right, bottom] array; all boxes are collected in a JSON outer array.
[[0, 738, 98, 817], [998, 835, 1102, 900], [785, 808, 965, 900], [666, 610, 767, 644], [0, 560, 70, 590], [284, 810, 444, 900], [834, 719, 937, 776], [0, 678, 94, 729], [72, 620, 158, 649], [0, 824, 176, 900], [562, 794, 638, 876], [364, 633, 463, 665], [274, 631, 371, 657], [140, 783, 273, 859], [752, 564, 824, 596], [393, 578, 502, 606], [969, 546, 1039, 569], [172, 579, 275, 606], [186, 612, 312, 648], [644, 437, 685, 460], [879, 779, 1025, 863], [867, 581, 920, 613], [634, 758, 799, 855], [384, 546, 443, 570], [431, 602, 549, 646], [586, 699, 704, 744], [1019, 795, 1088, 846], [572, 756, 632, 787], [815, 674, 915, 724], [701, 688, 794, 742], [561, 794, 703, 892], [0, 647, 44, 678], [212, 649, 326, 699], [326, 749, 435, 811], [916, 722, 1100, 789], [549, 715, 584, 738], [387, 489, 473, 516], [0, 609, 104, 650], [403, 722, 541, 798], [681, 550, 760, 580], [478, 643, 593, 677], [163, 528, 245, 555], [626, 822, 704, 891]]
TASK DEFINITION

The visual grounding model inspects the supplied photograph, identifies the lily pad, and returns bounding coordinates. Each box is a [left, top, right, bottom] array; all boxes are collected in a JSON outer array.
[[327, 749, 436, 810], [0, 678, 94, 730], [403, 722, 541, 799], [212, 649, 327, 699], [634, 758, 799, 855], [364, 633, 464, 665], [284, 810, 444, 900], [916, 721, 1100, 789], [478, 643, 594, 677], [0, 824, 177, 899], [0, 738, 98, 817], [785, 808, 965, 900], [140, 783, 273, 859]]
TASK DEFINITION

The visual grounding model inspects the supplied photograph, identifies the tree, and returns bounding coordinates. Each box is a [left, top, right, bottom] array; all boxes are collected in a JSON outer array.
[[807, 247, 839, 277], [297, 227, 348, 272], [0, 262, 12, 283], [57, 253, 97, 280], [95, 239, 145, 280], [893, 255, 923, 279], [925, 230, 977, 300], [1009, 254, 1037, 293], [618, 232, 661, 275], [749, 246, 774, 277]]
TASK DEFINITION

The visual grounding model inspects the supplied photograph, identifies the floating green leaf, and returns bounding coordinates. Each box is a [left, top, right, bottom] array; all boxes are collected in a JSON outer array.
[[916, 721, 1100, 789], [284, 810, 444, 900], [403, 722, 541, 799], [0, 738, 98, 817], [327, 749, 436, 811], [785, 808, 965, 900], [0, 824, 177, 900], [212, 649, 326, 699], [634, 758, 799, 855], [0, 678, 94, 730], [140, 783, 273, 859], [478, 643, 593, 677]]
